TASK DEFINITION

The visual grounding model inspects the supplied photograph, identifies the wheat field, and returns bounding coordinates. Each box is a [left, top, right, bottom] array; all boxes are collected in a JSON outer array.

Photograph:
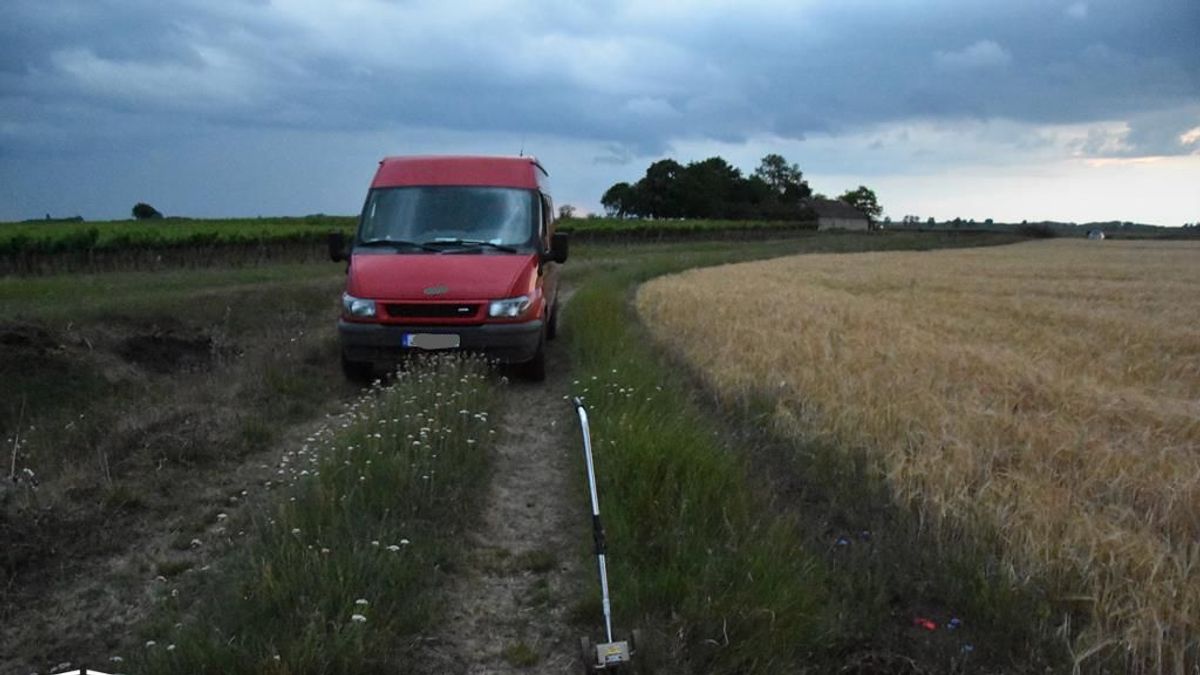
[[636, 239, 1200, 672]]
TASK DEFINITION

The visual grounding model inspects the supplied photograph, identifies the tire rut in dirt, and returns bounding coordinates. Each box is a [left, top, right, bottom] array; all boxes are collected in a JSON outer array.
[[413, 300, 587, 674]]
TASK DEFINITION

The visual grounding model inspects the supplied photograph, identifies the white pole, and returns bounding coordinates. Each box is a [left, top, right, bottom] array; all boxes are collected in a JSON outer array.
[[575, 399, 614, 644]]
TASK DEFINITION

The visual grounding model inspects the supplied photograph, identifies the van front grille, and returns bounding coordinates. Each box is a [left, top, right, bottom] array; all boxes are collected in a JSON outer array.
[[384, 303, 481, 319]]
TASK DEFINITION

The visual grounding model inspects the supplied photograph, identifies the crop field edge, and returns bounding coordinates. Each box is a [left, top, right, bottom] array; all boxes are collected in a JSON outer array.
[[633, 240, 1200, 673]]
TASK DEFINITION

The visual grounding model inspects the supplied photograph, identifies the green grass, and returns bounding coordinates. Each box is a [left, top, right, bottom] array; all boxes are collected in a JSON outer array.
[[0, 261, 344, 320], [134, 355, 499, 673], [560, 231, 1063, 673], [502, 641, 541, 667], [565, 270, 835, 673], [515, 549, 557, 574]]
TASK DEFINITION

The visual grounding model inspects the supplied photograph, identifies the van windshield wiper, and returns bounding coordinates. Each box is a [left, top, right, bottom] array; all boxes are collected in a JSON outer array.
[[422, 238, 518, 253], [357, 238, 441, 252]]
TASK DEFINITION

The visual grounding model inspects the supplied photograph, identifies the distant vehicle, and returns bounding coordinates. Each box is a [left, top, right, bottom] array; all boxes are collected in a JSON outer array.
[[1087, 229, 1106, 240], [330, 155, 569, 382]]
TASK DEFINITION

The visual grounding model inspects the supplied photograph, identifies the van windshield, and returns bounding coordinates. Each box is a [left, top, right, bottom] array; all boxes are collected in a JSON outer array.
[[358, 186, 537, 252]]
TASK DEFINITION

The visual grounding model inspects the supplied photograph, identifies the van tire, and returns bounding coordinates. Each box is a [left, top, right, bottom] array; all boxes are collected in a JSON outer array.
[[546, 299, 560, 341], [341, 355, 374, 383], [520, 335, 547, 382]]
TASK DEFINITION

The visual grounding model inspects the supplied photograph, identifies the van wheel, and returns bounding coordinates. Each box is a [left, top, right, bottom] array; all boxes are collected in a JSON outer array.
[[341, 355, 374, 383], [546, 300, 560, 341], [520, 335, 546, 382]]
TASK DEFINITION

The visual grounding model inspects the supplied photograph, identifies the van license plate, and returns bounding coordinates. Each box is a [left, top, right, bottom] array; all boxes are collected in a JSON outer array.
[[403, 333, 461, 350]]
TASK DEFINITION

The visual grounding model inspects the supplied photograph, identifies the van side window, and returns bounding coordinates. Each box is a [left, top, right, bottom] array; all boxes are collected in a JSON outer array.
[[540, 193, 553, 245]]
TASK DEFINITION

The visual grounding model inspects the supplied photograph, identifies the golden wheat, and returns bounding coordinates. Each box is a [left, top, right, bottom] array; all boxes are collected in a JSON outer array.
[[636, 239, 1200, 672]]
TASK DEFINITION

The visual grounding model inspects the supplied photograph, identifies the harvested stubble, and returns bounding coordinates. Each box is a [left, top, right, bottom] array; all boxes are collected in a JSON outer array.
[[636, 240, 1199, 672]]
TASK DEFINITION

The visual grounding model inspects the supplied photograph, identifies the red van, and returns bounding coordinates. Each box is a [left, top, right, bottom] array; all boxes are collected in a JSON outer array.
[[329, 156, 568, 382]]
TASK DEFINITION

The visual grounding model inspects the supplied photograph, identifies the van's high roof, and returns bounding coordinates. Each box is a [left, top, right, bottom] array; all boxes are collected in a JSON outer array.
[[371, 156, 548, 190]]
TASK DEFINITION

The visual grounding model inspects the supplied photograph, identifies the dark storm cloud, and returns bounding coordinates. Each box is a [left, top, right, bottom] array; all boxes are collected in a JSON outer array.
[[3, 0, 1196, 158], [1, 0, 1197, 220]]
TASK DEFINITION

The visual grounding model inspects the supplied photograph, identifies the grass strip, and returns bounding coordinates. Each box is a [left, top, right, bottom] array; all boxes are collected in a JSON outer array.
[[0, 262, 343, 321], [565, 274, 835, 673], [132, 355, 498, 673]]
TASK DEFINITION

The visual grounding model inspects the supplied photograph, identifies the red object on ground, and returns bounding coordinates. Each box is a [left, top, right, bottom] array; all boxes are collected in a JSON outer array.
[[913, 617, 938, 631]]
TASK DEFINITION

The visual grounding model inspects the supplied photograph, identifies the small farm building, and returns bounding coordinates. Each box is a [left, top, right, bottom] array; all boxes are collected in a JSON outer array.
[[810, 198, 871, 231]]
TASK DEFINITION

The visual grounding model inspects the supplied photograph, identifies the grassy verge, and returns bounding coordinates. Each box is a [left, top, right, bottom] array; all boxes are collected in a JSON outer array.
[[0, 262, 343, 321], [566, 275, 834, 672], [561, 232, 1064, 673], [133, 355, 499, 672]]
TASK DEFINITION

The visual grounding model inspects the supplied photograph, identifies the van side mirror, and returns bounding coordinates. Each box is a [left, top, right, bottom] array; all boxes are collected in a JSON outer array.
[[546, 232, 569, 264], [328, 232, 348, 262]]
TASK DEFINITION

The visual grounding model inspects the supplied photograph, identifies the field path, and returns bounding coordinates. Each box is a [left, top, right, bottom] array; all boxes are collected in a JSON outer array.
[[414, 289, 589, 674]]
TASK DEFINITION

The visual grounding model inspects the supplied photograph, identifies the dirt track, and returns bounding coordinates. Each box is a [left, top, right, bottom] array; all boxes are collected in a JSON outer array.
[[413, 290, 591, 673]]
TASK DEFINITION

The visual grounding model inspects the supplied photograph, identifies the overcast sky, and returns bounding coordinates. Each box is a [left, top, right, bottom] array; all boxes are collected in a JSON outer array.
[[1, 0, 1197, 224]]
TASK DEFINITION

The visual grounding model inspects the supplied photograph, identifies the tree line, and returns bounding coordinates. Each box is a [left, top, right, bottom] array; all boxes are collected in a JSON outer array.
[[600, 154, 881, 222]]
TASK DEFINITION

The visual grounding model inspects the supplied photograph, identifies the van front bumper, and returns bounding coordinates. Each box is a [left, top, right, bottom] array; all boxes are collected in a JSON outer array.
[[338, 319, 543, 365]]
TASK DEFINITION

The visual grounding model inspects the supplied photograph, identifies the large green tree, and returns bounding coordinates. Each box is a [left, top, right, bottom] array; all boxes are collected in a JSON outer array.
[[131, 202, 162, 220], [599, 153, 815, 220], [600, 182, 634, 218], [678, 157, 743, 218], [838, 186, 883, 221], [636, 159, 686, 218], [753, 154, 810, 202]]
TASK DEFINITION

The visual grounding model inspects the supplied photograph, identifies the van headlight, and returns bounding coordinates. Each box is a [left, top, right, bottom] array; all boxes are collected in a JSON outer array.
[[488, 295, 532, 318], [342, 292, 377, 318]]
